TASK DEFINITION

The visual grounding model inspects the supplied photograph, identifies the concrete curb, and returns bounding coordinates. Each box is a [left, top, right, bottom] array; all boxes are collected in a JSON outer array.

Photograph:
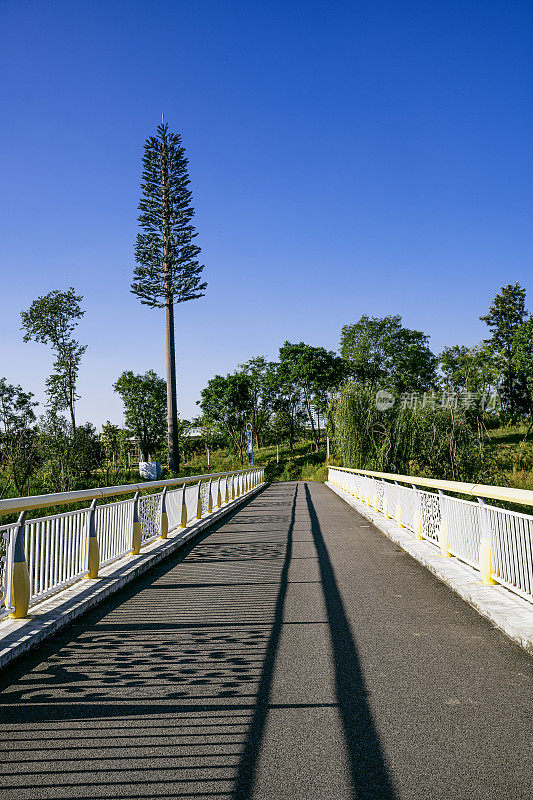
[[0, 483, 266, 670], [326, 481, 533, 655]]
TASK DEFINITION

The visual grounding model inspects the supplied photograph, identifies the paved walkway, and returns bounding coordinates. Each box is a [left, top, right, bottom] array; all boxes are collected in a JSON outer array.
[[0, 481, 531, 800]]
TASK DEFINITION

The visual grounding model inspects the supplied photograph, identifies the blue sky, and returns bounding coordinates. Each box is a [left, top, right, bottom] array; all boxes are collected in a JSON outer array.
[[1, 0, 532, 426]]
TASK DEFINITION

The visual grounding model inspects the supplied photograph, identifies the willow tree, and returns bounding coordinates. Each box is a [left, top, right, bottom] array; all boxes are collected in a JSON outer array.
[[132, 120, 206, 471]]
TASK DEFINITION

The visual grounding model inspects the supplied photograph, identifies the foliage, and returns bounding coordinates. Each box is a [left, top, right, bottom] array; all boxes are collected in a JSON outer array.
[[71, 423, 104, 481], [480, 282, 528, 421], [20, 288, 86, 429], [37, 414, 104, 493], [278, 341, 347, 448], [340, 314, 437, 394], [101, 422, 129, 465], [132, 121, 206, 309], [512, 317, 533, 427], [199, 372, 252, 462], [113, 370, 167, 461], [438, 343, 497, 395], [239, 357, 275, 447], [332, 381, 493, 482], [264, 362, 307, 453], [0, 378, 39, 496]]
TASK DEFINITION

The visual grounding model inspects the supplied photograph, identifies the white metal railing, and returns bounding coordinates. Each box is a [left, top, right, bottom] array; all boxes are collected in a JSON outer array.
[[328, 466, 533, 604], [1, 468, 264, 619]]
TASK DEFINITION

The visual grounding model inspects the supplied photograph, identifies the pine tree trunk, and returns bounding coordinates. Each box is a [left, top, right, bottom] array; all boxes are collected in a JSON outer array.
[[165, 298, 180, 472]]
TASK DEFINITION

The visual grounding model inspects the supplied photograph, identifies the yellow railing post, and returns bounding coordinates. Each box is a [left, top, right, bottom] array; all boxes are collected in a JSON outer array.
[[232, 474, 236, 500], [132, 492, 141, 554], [160, 488, 168, 539], [217, 477, 222, 508], [196, 481, 203, 519], [478, 498, 496, 584], [208, 478, 213, 513], [393, 482, 403, 527], [10, 511, 30, 619], [225, 475, 230, 504], [180, 483, 188, 528], [86, 499, 100, 578]]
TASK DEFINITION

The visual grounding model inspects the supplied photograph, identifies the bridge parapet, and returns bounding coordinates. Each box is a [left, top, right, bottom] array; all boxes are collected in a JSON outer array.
[[328, 466, 533, 604], [0, 468, 264, 620]]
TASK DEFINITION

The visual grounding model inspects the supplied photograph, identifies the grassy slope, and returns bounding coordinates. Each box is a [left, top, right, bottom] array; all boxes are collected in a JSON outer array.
[[486, 423, 533, 491]]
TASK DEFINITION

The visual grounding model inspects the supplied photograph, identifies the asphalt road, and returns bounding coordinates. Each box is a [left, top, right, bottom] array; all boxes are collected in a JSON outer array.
[[0, 481, 531, 800]]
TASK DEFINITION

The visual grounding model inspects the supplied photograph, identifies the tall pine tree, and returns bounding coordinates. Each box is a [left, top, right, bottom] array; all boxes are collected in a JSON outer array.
[[132, 120, 206, 471]]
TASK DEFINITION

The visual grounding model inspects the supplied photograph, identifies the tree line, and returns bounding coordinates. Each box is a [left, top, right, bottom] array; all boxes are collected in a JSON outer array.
[[1, 274, 532, 496]]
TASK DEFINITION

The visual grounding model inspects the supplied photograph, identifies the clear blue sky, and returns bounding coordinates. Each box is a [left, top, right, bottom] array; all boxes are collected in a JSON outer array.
[[1, 0, 532, 426]]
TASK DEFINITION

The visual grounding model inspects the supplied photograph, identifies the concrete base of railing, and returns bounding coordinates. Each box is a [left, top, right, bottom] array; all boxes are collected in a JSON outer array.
[[326, 481, 533, 655], [0, 482, 267, 670]]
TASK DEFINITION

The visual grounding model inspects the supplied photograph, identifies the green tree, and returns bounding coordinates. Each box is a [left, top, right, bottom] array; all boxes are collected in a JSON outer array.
[[512, 317, 533, 433], [71, 423, 104, 482], [21, 288, 86, 429], [113, 370, 167, 462], [278, 342, 348, 448], [264, 361, 306, 454], [0, 379, 39, 496], [340, 315, 437, 394], [480, 283, 528, 421], [101, 421, 132, 480], [439, 343, 497, 395], [38, 412, 74, 493], [199, 373, 252, 462], [131, 120, 207, 472], [239, 356, 275, 448]]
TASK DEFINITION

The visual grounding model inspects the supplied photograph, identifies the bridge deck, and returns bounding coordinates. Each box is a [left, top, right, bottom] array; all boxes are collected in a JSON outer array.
[[0, 481, 531, 800]]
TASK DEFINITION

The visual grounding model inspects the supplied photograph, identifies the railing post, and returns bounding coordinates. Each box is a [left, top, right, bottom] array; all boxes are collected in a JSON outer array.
[[381, 479, 389, 518], [477, 498, 496, 584], [231, 474, 236, 500], [180, 483, 188, 528], [412, 484, 423, 539], [10, 511, 30, 619], [208, 478, 213, 513], [132, 491, 142, 554], [225, 475, 230, 504], [216, 477, 222, 508], [196, 481, 203, 519], [86, 499, 100, 578], [438, 490, 450, 557], [373, 477, 379, 511], [394, 481, 403, 526], [160, 488, 168, 539]]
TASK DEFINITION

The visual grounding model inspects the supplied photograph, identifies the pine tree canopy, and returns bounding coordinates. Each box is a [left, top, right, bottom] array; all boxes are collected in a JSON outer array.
[[132, 122, 207, 309]]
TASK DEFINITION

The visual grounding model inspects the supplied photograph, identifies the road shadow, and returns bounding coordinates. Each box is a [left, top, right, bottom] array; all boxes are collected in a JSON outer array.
[[304, 482, 396, 800], [230, 484, 297, 799]]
